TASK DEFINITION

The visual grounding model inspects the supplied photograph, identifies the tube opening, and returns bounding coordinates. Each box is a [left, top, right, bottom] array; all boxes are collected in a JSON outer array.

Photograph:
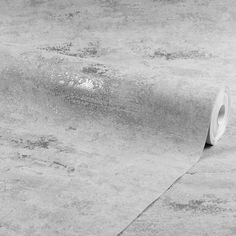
[[217, 105, 225, 126]]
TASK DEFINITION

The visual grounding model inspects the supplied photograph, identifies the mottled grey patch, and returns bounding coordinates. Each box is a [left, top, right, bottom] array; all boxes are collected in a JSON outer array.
[[203, 194, 229, 204], [39, 42, 72, 55], [55, 145, 76, 154], [63, 10, 80, 19], [78, 43, 99, 57], [166, 198, 231, 214], [53, 10, 81, 21], [82, 66, 99, 74], [30, 136, 56, 149], [11, 135, 57, 150], [16, 152, 31, 159], [40, 41, 104, 58], [150, 49, 212, 60], [82, 64, 109, 75], [168, 199, 204, 210]]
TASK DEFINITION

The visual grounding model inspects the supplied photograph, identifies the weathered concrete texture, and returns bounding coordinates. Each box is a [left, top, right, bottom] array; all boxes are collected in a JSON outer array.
[[121, 133, 236, 235], [0, 0, 235, 235]]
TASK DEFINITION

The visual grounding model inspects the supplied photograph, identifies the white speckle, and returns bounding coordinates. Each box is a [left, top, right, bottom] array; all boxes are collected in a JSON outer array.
[[68, 81, 74, 87], [79, 79, 94, 90], [59, 80, 65, 85]]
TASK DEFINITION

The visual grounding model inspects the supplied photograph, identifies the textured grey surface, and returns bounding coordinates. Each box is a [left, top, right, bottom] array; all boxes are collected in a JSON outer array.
[[0, 0, 235, 235]]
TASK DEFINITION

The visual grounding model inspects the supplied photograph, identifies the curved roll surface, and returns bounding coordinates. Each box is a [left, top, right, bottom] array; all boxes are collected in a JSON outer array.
[[0, 47, 230, 235]]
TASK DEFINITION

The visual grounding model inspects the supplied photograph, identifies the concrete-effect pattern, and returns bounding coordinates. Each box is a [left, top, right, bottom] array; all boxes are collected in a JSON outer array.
[[0, 0, 236, 235]]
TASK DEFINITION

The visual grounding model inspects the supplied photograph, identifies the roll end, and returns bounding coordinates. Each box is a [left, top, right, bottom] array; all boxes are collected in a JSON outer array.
[[206, 87, 231, 146]]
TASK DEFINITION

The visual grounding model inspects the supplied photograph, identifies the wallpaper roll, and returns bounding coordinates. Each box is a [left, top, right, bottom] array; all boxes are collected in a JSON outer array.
[[0, 48, 230, 236]]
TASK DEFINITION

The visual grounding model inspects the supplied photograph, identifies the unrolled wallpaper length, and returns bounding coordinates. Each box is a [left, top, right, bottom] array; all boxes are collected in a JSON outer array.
[[0, 1, 231, 236]]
